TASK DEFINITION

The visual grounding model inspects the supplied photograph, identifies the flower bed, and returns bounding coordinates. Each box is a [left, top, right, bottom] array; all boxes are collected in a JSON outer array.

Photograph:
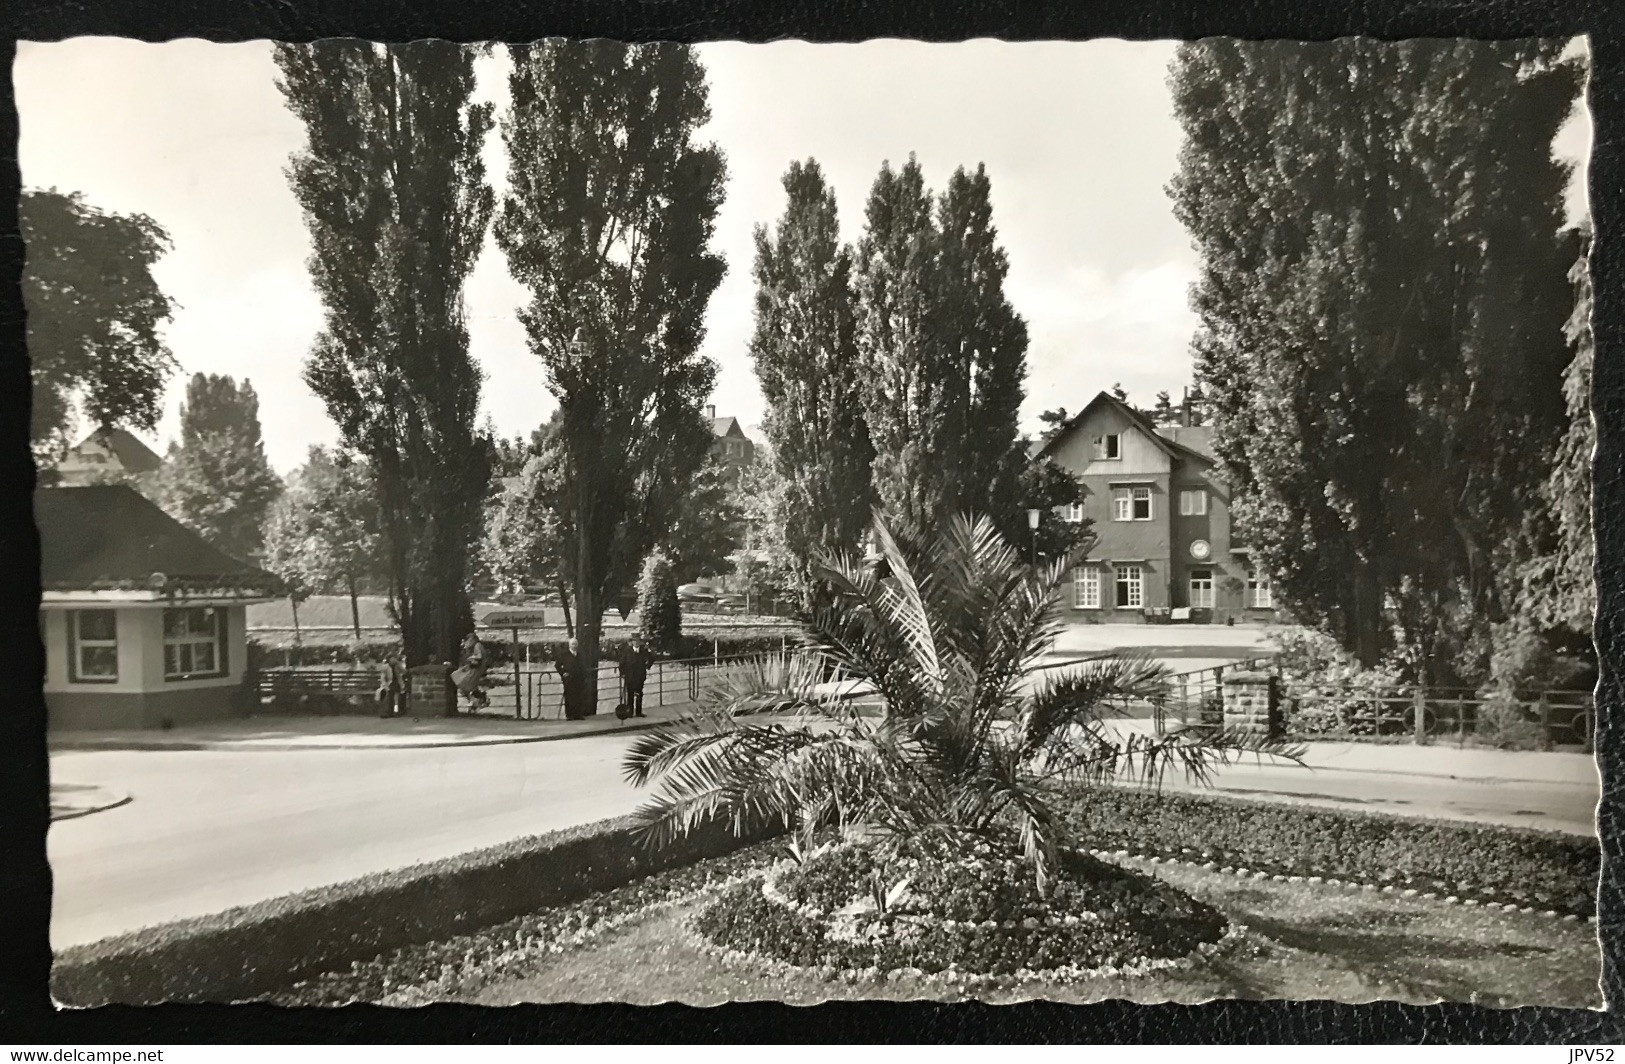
[[692, 840, 1228, 984], [274, 841, 786, 1006], [1059, 788, 1598, 916]]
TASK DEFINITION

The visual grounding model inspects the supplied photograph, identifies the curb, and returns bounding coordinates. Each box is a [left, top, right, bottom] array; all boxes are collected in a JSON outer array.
[[47, 716, 670, 754], [1089, 846, 1592, 924]]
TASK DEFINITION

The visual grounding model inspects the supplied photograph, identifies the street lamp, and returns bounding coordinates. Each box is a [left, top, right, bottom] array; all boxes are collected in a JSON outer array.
[[1026, 508, 1042, 569]]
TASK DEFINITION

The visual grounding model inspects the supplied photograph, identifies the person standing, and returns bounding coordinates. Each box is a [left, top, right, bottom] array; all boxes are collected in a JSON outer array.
[[455, 631, 490, 712], [376, 654, 404, 717], [620, 635, 652, 717], [556, 637, 583, 720]]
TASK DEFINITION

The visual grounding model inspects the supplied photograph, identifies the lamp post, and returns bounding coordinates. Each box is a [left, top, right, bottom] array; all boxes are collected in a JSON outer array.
[[1026, 508, 1042, 569]]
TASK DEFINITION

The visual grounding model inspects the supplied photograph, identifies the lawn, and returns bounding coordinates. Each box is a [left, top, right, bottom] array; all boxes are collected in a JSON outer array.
[[274, 843, 1600, 1009]]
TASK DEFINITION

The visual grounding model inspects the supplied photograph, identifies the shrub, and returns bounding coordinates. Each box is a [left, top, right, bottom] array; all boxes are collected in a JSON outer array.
[[1474, 697, 1548, 750], [1059, 787, 1597, 915], [636, 550, 682, 655], [51, 813, 780, 1006]]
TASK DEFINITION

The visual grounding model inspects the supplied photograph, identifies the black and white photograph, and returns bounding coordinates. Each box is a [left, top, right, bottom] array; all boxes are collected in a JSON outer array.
[[20, 35, 1602, 1011]]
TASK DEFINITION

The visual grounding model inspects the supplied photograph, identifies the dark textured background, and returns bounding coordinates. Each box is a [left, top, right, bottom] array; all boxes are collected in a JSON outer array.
[[0, 0, 1620, 1044]]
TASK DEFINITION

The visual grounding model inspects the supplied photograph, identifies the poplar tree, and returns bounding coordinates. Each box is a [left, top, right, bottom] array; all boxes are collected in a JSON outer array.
[[1169, 38, 1582, 680], [749, 159, 875, 591], [276, 41, 494, 668], [936, 163, 1029, 540], [853, 156, 954, 540], [496, 41, 726, 714]]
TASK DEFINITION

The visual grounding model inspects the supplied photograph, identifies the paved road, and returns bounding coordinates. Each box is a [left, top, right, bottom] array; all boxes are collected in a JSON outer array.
[[47, 722, 1599, 949], [49, 735, 650, 948]]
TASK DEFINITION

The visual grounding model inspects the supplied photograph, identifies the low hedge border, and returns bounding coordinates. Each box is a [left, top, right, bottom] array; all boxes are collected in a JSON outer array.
[[52, 813, 780, 1006], [1091, 849, 1591, 923], [1061, 787, 1598, 917]]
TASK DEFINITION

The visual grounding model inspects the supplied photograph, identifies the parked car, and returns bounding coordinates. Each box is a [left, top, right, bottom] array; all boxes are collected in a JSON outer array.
[[678, 583, 718, 605]]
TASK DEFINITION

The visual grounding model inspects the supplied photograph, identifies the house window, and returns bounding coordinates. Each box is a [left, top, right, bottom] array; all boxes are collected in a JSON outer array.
[[1093, 434, 1121, 460], [1064, 502, 1085, 524], [1179, 489, 1208, 516], [68, 609, 119, 684], [1114, 565, 1143, 609], [1248, 573, 1274, 609], [164, 607, 228, 681], [1189, 568, 1215, 609], [1073, 567, 1101, 609], [1112, 486, 1153, 521]]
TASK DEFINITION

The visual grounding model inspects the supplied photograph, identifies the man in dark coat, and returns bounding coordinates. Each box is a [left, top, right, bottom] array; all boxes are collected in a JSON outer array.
[[620, 635, 652, 717], [556, 637, 584, 720]]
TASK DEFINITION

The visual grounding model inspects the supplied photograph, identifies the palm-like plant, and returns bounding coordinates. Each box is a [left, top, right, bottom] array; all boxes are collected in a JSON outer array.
[[625, 513, 1297, 892]]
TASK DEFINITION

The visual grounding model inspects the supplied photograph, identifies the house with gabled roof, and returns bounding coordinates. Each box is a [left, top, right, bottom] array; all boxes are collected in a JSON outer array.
[[53, 427, 165, 486], [37, 484, 282, 730], [707, 404, 756, 482], [1034, 391, 1277, 624]]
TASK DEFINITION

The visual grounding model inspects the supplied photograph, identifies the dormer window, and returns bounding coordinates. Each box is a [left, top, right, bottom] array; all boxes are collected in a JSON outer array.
[[1093, 434, 1121, 461]]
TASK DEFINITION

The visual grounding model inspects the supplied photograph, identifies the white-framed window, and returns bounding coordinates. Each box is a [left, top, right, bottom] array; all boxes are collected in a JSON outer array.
[[1189, 568, 1215, 608], [1179, 489, 1208, 516], [1114, 565, 1143, 609], [1072, 566, 1101, 609], [1093, 434, 1121, 460], [1112, 486, 1153, 522], [1064, 502, 1085, 524], [164, 607, 228, 681], [68, 609, 119, 684], [1247, 573, 1274, 609]]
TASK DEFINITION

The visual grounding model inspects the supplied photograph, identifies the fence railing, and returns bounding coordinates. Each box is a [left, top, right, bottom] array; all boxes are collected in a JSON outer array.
[[1278, 683, 1593, 749], [254, 651, 1595, 750], [254, 651, 779, 719]]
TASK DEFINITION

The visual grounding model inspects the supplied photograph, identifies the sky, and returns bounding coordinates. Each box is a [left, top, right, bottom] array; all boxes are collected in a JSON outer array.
[[15, 38, 1593, 473]]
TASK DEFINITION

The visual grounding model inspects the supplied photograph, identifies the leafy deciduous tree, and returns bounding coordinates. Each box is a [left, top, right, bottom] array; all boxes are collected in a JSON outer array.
[[749, 159, 876, 596], [1169, 39, 1581, 681], [262, 445, 385, 639], [663, 456, 746, 585], [157, 373, 283, 563], [854, 157, 953, 540], [496, 40, 727, 709], [276, 40, 495, 668], [23, 188, 178, 462]]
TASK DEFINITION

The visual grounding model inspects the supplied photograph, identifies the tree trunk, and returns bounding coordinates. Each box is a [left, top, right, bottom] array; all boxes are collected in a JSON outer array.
[[290, 596, 303, 647], [1351, 564, 1385, 667], [348, 573, 362, 641], [575, 584, 600, 720], [556, 579, 575, 638]]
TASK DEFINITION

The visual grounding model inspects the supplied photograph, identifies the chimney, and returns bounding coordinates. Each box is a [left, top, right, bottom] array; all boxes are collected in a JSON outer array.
[[707, 404, 717, 421], [1181, 387, 1191, 428]]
